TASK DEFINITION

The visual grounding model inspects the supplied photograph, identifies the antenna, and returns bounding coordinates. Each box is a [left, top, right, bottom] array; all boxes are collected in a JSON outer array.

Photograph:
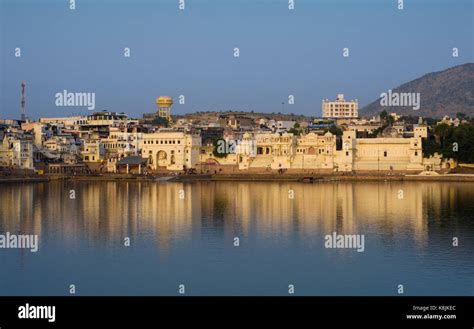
[[20, 81, 26, 121]]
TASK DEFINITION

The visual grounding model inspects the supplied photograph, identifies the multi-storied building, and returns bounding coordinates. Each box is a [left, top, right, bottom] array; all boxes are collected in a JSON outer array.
[[39, 116, 88, 128], [140, 131, 201, 171], [234, 130, 423, 172], [322, 94, 358, 118], [102, 127, 142, 159], [293, 132, 337, 170], [0, 132, 34, 169], [81, 140, 104, 163]]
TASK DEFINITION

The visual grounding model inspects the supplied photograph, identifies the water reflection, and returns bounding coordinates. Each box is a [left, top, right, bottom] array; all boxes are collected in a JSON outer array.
[[1, 180, 473, 295], [1, 181, 473, 252]]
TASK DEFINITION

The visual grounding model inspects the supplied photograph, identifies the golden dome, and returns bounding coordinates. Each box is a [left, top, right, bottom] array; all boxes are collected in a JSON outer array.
[[156, 96, 173, 107]]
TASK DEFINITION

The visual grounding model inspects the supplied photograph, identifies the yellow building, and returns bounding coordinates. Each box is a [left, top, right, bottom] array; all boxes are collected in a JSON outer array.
[[250, 133, 296, 169], [334, 130, 423, 172], [349, 136, 423, 171], [0, 135, 34, 169], [81, 140, 103, 162], [140, 131, 201, 171], [292, 132, 336, 169], [413, 125, 428, 138]]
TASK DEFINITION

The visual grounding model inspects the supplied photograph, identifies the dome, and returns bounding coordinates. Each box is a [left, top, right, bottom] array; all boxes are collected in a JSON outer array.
[[156, 96, 173, 106]]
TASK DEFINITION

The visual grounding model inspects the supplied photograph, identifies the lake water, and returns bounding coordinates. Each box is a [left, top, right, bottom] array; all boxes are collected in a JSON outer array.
[[0, 180, 473, 296]]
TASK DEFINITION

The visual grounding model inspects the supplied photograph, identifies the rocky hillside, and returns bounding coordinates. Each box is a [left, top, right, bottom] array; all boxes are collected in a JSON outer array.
[[360, 63, 474, 118]]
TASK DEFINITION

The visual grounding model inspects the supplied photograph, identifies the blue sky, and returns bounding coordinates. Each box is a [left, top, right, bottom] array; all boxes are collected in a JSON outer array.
[[1, 0, 473, 119]]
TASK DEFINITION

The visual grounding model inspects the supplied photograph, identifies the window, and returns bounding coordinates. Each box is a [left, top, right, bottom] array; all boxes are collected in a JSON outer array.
[[384, 151, 387, 157], [415, 151, 418, 156], [346, 151, 349, 156]]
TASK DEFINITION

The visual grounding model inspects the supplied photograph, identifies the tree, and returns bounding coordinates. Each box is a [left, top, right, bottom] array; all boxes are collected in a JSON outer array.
[[424, 123, 474, 163], [387, 115, 395, 126], [288, 123, 302, 136], [380, 110, 388, 121], [325, 125, 342, 136], [434, 123, 450, 146]]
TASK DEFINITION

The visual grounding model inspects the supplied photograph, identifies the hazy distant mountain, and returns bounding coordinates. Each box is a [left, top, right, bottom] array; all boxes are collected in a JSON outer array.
[[360, 63, 474, 119]]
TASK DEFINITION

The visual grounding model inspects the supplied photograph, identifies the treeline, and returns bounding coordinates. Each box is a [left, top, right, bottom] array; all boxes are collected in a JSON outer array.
[[423, 123, 474, 163]]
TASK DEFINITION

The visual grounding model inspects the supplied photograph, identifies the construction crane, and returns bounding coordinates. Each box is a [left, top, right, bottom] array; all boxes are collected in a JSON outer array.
[[20, 81, 26, 121]]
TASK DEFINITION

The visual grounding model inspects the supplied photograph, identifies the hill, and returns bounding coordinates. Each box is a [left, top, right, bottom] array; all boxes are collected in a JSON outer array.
[[360, 63, 474, 118]]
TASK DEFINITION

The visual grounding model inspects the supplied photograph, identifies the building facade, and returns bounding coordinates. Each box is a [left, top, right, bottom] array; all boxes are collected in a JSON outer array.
[[234, 130, 423, 172], [322, 94, 358, 118], [140, 131, 201, 171], [0, 135, 34, 169]]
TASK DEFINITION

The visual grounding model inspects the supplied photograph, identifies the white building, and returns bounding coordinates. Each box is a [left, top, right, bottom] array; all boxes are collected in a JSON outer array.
[[322, 94, 358, 118], [276, 120, 296, 131], [102, 128, 142, 159], [39, 116, 87, 128]]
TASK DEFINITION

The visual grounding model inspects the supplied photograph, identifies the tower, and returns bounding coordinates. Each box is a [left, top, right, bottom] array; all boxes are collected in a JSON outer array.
[[20, 81, 26, 121], [156, 96, 173, 121]]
